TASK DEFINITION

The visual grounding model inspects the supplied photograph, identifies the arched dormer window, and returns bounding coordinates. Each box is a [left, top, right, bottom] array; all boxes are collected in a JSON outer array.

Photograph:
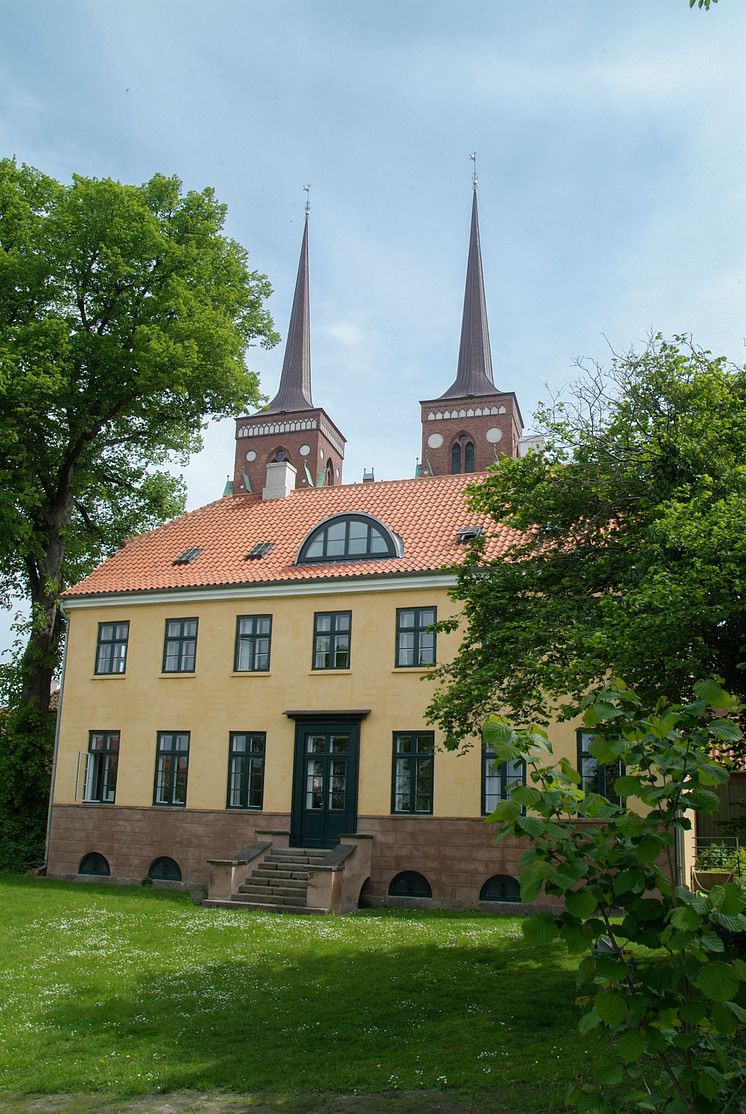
[[451, 433, 475, 474], [297, 514, 401, 564]]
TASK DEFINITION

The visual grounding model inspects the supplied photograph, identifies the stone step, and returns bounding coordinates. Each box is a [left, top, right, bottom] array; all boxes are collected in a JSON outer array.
[[233, 890, 306, 907], [265, 854, 328, 867], [240, 874, 308, 891], [203, 899, 329, 915], [254, 866, 310, 880], [238, 881, 308, 897]]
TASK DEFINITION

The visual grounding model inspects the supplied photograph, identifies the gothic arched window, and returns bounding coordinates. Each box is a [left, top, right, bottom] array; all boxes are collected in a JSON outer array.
[[270, 447, 290, 463], [325, 458, 334, 486], [451, 434, 475, 474]]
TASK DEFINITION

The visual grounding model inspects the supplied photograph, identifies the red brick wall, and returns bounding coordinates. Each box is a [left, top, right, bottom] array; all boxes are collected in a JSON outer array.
[[233, 409, 345, 494], [420, 393, 522, 475]]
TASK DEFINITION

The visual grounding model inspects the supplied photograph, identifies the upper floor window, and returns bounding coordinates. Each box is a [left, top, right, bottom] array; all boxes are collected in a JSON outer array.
[[85, 730, 120, 803], [577, 731, 624, 805], [396, 607, 436, 667], [451, 434, 475, 474], [162, 618, 198, 673], [234, 615, 272, 672], [154, 731, 190, 806], [297, 514, 400, 564], [482, 749, 525, 816], [95, 621, 129, 674], [312, 611, 351, 670]]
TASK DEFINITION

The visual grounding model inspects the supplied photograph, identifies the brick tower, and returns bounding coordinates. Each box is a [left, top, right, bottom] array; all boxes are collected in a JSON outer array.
[[233, 209, 346, 494], [420, 184, 522, 475]]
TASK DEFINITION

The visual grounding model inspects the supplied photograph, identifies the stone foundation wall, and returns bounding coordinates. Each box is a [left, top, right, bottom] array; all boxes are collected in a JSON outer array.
[[48, 805, 552, 910]]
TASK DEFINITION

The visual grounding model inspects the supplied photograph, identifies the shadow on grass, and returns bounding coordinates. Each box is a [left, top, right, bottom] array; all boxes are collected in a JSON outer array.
[[30, 927, 584, 1111]]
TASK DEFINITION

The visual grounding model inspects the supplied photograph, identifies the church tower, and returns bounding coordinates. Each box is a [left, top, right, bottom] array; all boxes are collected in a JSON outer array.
[[419, 176, 523, 475], [233, 205, 346, 493]]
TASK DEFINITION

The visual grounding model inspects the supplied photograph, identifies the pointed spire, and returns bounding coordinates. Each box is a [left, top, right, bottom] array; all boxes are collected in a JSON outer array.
[[438, 185, 498, 400], [264, 202, 313, 414]]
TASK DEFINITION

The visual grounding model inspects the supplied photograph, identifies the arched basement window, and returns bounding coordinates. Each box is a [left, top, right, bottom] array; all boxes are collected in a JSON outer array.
[[79, 852, 110, 876], [148, 856, 182, 882], [298, 514, 400, 564], [388, 871, 432, 898], [479, 874, 521, 903]]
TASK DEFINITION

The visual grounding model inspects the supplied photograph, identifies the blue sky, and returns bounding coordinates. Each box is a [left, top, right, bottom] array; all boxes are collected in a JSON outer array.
[[1, 0, 745, 656]]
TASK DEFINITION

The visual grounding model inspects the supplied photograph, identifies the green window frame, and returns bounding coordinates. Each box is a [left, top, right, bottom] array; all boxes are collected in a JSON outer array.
[[312, 611, 352, 670], [298, 514, 399, 564], [482, 747, 524, 816], [94, 621, 129, 674], [153, 731, 190, 806], [392, 732, 434, 814], [162, 618, 198, 673], [85, 730, 120, 803], [227, 732, 266, 809], [395, 606, 436, 667], [234, 615, 272, 672], [577, 731, 624, 804]]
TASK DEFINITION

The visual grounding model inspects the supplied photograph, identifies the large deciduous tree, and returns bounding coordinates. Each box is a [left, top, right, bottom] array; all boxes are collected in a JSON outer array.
[[427, 336, 746, 745], [0, 160, 277, 862]]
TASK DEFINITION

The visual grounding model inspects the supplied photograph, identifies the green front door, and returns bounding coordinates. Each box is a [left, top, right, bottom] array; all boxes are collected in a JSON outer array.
[[291, 721, 360, 848]]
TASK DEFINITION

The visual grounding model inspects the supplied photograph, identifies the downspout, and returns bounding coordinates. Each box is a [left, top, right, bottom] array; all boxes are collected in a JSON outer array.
[[44, 599, 69, 868]]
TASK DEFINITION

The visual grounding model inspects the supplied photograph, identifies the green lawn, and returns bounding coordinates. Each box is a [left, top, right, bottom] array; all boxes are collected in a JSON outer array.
[[0, 875, 590, 1110]]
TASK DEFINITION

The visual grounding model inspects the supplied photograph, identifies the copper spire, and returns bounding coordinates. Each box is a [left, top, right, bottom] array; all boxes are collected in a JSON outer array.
[[264, 204, 313, 414], [438, 186, 498, 399]]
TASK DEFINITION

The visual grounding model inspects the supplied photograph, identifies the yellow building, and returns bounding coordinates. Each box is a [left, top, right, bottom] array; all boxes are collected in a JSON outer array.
[[46, 190, 641, 911]]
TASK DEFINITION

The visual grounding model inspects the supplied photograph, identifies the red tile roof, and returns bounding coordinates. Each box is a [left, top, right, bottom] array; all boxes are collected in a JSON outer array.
[[64, 473, 520, 598]]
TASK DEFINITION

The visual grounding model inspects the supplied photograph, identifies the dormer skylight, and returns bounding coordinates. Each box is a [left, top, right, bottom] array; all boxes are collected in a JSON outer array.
[[455, 526, 483, 545], [246, 542, 274, 560], [173, 547, 203, 565], [297, 514, 402, 565]]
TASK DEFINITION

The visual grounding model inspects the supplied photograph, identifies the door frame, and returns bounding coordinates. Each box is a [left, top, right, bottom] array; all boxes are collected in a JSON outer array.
[[287, 710, 369, 848]]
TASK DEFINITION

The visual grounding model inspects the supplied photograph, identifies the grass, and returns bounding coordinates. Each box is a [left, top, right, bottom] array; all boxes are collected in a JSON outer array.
[[0, 874, 591, 1110]]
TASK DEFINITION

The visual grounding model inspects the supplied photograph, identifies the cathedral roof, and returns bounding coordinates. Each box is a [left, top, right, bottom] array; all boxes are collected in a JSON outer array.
[[63, 473, 520, 599], [263, 213, 313, 414], [438, 191, 499, 400]]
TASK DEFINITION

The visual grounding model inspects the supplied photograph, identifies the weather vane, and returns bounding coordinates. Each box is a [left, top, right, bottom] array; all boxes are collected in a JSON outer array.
[[469, 152, 478, 191], [303, 183, 310, 217]]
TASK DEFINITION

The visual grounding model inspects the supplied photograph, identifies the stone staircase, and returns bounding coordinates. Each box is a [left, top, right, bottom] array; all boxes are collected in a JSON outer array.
[[208, 846, 334, 913]]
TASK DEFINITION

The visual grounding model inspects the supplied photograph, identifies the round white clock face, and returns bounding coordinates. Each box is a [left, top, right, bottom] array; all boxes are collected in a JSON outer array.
[[485, 427, 503, 443], [299, 444, 311, 456], [245, 450, 257, 462], [427, 432, 444, 449]]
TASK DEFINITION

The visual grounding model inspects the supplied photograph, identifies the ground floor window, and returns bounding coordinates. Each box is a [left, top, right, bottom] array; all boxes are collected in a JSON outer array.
[[85, 731, 120, 803], [391, 732, 434, 814], [154, 732, 190, 806], [577, 731, 624, 804], [482, 749, 525, 815], [227, 732, 265, 809]]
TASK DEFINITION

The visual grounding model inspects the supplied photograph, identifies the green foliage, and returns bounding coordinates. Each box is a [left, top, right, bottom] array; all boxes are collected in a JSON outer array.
[[690, 0, 717, 9], [428, 336, 746, 744], [489, 680, 746, 1112], [0, 159, 278, 854]]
